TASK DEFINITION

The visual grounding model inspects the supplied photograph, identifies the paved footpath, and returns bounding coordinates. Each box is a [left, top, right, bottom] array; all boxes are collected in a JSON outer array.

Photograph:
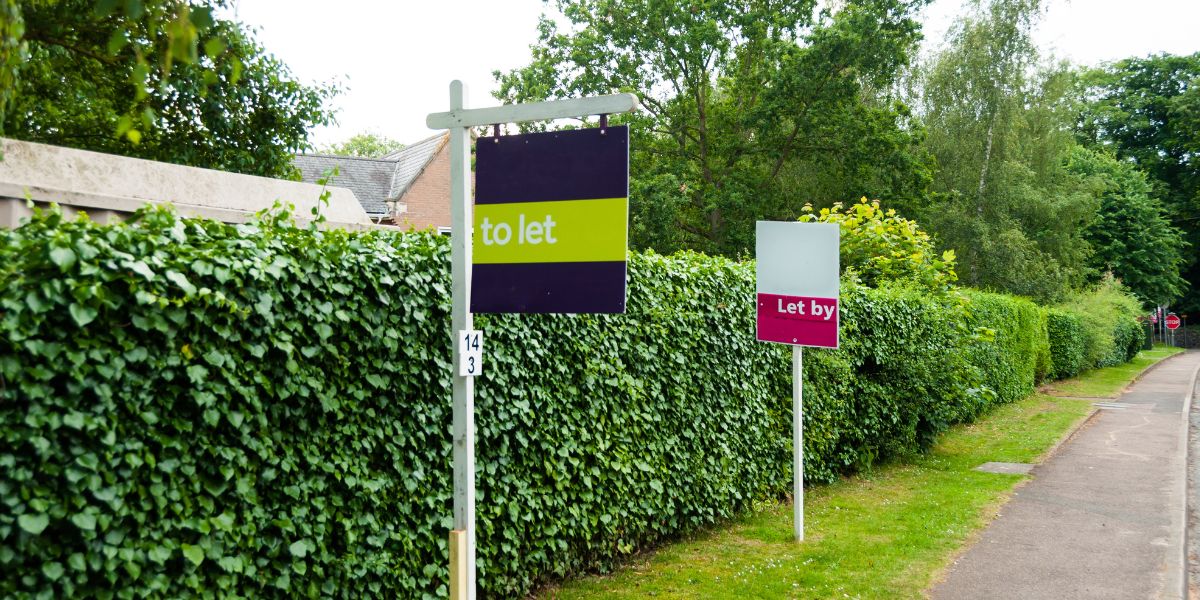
[[1189, 354, 1200, 599], [931, 351, 1200, 600]]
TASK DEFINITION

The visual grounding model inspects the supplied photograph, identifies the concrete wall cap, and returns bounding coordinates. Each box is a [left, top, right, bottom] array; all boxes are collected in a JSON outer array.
[[0, 138, 371, 227]]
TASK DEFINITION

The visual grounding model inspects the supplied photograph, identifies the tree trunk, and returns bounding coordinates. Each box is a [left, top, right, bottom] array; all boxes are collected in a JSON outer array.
[[977, 119, 994, 217]]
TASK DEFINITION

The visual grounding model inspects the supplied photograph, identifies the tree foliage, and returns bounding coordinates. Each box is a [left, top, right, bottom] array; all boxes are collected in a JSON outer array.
[[496, 0, 933, 256], [1066, 146, 1187, 305], [1, 1, 337, 178], [914, 0, 1096, 302], [0, 0, 24, 129], [318, 132, 405, 158], [1077, 52, 1200, 310]]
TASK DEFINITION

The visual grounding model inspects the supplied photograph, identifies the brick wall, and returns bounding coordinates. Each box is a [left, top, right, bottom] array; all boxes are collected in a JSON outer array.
[[395, 141, 451, 231]]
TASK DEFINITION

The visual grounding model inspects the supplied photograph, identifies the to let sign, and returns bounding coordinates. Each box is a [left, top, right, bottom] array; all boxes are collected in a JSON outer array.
[[756, 222, 840, 348], [472, 126, 629, 313], [1166, 314, 1181, 330]]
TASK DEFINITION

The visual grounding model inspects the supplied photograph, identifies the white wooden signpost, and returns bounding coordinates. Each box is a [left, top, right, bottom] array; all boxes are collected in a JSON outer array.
[[755, 221, 840, 541], [427, 81, 638, 600]]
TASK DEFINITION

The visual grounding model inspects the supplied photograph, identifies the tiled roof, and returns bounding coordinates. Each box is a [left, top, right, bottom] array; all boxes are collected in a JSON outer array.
[[293, 154, 396, 216], [292, 132, 447, 217], [383, 133, 448, 199]]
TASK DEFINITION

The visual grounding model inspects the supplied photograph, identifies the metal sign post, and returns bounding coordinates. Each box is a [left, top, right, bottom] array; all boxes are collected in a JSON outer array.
[[427, 83, 638, 600], [791, 345, 803, 539]]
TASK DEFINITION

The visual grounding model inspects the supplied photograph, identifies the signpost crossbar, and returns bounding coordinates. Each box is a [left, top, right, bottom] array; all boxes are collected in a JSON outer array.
[[427, 93, 639, 129]]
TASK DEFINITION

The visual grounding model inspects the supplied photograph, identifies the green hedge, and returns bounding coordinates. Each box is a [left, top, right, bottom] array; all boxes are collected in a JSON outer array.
[[1045, 282, 1144, 378], [1102, 318, 1143, 367], [1046, 309, 1087, 379], [1, 209, 462, 598], [809, 284, 985, 474], [0, 208, 1141, 598], [960, 291, 1050, 402], [1054, 281, 1144, 371]]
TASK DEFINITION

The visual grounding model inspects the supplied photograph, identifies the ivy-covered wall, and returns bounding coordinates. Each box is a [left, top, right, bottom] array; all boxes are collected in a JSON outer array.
[[0, 208, 1140, 598]]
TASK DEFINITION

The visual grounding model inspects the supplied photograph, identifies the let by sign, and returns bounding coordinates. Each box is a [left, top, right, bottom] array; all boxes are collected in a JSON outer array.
[[472, 126, 629, 313], [756, 222, 840, 348]]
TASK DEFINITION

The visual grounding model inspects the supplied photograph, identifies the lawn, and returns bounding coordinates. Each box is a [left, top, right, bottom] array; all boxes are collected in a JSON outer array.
[[536, 348, 1184, 599]]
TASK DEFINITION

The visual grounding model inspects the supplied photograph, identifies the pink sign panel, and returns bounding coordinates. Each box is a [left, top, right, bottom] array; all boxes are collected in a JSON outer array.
[[757, 293, 839, 347]]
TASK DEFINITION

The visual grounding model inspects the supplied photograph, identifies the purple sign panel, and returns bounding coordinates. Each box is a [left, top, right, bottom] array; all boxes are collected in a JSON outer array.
[[472, 126, 629, 313]]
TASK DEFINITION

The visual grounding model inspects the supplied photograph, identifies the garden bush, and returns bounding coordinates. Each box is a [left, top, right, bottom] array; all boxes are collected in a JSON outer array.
[[0, 206, 1141, 598], [1046, 309, 1087, 379], [1105, 318, 1143, 366], [1059, 278, 1143, 369], [798, 197, 958, 292], [960, 290, 1050, 402]]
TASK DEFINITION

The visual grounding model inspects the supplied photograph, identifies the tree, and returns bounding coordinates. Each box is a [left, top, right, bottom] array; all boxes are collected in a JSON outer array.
[[914, 0, 1096, 302], [1077, 53, 1200, 311], [1066, 146, 1187, 306], [495, 0, 933, 256], [319, 133, 405, 158], [1, 1, 337, 179]]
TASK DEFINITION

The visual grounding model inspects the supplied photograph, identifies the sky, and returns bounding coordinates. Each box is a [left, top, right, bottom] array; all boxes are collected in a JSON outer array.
[[225, 0, 1200, 148]]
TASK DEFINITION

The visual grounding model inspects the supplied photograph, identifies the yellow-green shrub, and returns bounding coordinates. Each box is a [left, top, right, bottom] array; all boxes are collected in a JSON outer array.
[[799, 198, 958, 291]]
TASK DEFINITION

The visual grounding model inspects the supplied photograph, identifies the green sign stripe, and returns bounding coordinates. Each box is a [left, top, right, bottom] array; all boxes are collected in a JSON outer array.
[[474, 197, 628, 264]]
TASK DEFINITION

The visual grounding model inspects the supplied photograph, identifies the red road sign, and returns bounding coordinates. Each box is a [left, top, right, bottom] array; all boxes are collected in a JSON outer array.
[[1166, 314, 1181, 330]]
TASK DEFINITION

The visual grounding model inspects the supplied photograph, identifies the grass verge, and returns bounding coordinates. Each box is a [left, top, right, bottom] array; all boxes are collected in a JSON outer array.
[[537, 349, 1184, 600], [1044, 345, 1186, 398]]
